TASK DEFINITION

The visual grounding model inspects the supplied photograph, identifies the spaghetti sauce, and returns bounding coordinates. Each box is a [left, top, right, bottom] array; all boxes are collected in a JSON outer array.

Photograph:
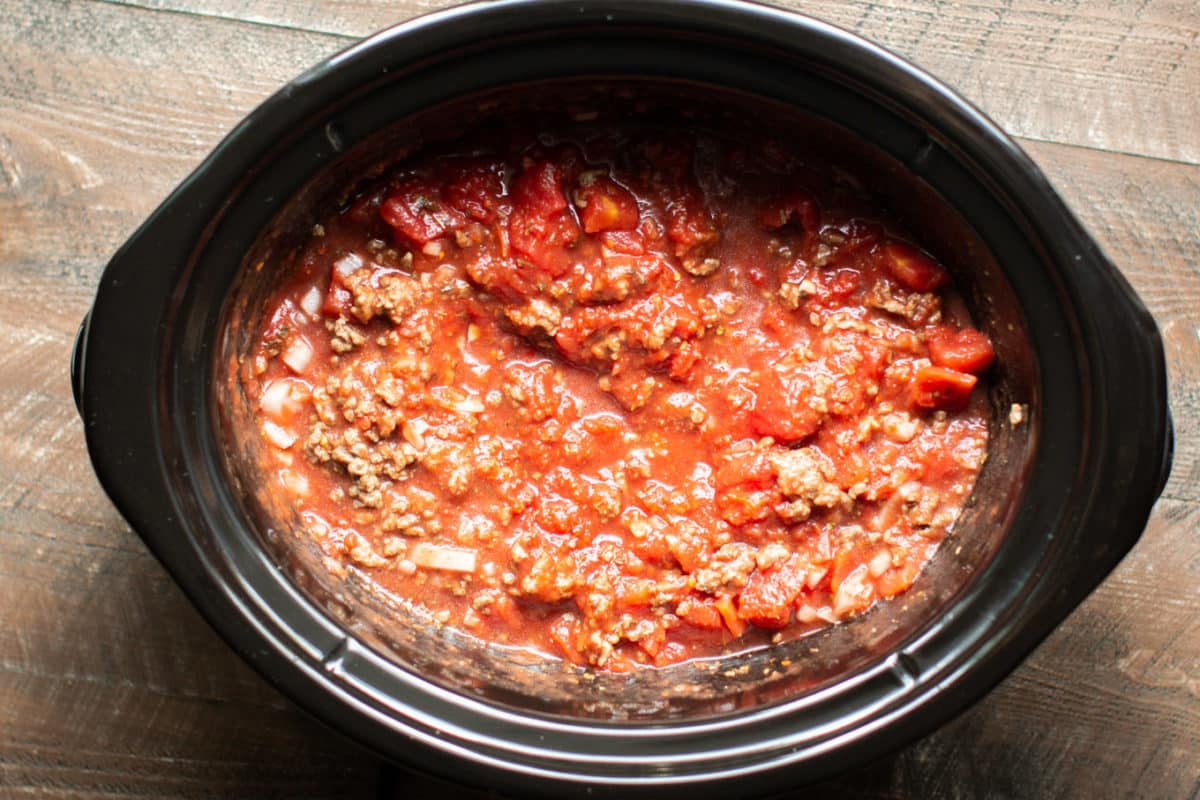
[[241, 115, 992, 670]]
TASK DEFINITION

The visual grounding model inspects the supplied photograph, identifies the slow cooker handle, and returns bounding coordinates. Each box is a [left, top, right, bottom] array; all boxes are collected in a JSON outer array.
[[71, 311, 90, 417]]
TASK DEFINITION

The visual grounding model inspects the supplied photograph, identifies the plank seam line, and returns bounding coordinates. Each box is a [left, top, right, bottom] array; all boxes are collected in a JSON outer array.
[[1012, 132, 1200, 170], [87, 0, 361, 42]]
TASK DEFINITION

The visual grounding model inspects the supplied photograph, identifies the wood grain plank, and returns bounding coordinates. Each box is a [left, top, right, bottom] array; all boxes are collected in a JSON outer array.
[[94, 0, 1200, 164]]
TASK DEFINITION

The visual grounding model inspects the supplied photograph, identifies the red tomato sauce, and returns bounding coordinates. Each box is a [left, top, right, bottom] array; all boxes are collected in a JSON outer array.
[[240, 118, 992, 670]]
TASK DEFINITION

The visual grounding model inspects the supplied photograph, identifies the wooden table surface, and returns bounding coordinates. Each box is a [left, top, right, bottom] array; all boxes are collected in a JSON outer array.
[[2, 1, 1198, 797]]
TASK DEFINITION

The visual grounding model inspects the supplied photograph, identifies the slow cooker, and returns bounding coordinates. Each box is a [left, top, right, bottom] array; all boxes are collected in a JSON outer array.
[[71, 1, 1172, 795]]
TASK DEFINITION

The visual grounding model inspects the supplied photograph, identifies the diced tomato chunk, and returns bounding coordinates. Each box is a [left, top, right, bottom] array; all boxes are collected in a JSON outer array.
[[715, 447, 775, 490], [380, 177, 468, 245], [630, 527, 672, 565], [635, 623, 668, 659], [746, 371, 823, 443], [882, 241, 948, 292], [601, 230, 646, 255], [512, 160, 569, 216], [508, 160, 579, 270], [667, 534, 709, 574], [831, 543, 870, 594], [344, 190, 383, 228], [678, 598, 724, 630], [576, 173, 640, 233], [828, 269, 861, 300], [322, 283, 353, 318], [927, 326, 995, 375], [261, 299, 297, 345], [716, 485, 777, 526], [664, 187, 717, 257], [875, 557, 922, 599], [748, 405, 821, 443], [614, 577, 658, 608], [738, 564, 804, 629], [549, 613, 586, 666], [443, 160, 505, 223], [910, 364, 977, 410]]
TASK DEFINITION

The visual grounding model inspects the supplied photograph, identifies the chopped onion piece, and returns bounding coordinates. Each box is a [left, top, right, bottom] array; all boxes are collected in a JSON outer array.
[[431, 386, 484, 414], [262, 420, 296, 450], [868, 550, 892, 578], [422, 240, 443, 257], [280, 469, 309, 497], [795, 603, 819, 624], [260, 378, 309, 423], [299, 286, 322, 317], [260, 380, 290, 419], [452, 396, 484, 414], [411, 543, 477, 573], [804, 567, 828, 591], [281, 336, 313, 374], [401, 419, 428, 451], [832, 567, 874, 616], [333, 252, 364, 279]]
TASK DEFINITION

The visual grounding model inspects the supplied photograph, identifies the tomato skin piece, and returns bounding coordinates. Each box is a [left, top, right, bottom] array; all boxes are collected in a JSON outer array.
[[715, 595, 747, 638], [882, 241, 949, 292], [927, 326, 995, 375], [577, 174, 640, 233], [910, 364, 978, 410]]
